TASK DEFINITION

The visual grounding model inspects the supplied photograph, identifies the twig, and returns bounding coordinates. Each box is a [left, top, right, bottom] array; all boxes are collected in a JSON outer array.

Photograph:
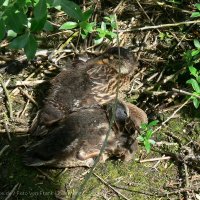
[[0, 76, 13, 119], [155, 1, 192, 14], [155, 141, 179, 147], [36, 168, 54, 182], [19, 87, 38, 107], [165, 186, 200, 195], [172, 88, 200, 100], [110, 185, 163, 197], [140, 58, 166, 63], [3, 119, 11, 141], [93, 172, 131, 200], [118, 20, 200, 32], [19, 92, 32, 117], [183, 163, 190, 199], [113, 0, 125, 13], [156, 66, 166, 82], [135, 0, 160, 34], [136, 31, 151, 61], [158, 103, 187, 113], [15, 80, 47, 87], [153, 98, 190, 133], [11, 65, 44, 96], [0, 128, 29, 133], [5, 183, 20, 200], [139, 156, 171, 163], [151, 155, 168, 169], [0, 145, 9, 157], [147, 72, 159, 82]]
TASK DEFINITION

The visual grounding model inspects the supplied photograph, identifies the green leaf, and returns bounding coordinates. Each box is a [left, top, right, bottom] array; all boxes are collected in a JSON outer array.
[[16, 0, 27, 8], [34, 0, 47, 20], [197, 76, 200, 83], [137, 135, 144, 142], [47, 0, 54, 7], [193, 97, 200, 108], [148, 120, 159, 127], [82, 9, 93, 21], [25, 0, 32, 5], [43, 20, 54, 31], [7, 30, 17, 38], [59, 21, 78, 30], [30, 0, 47, 32], [0, 19, 6, 40], [0, 0, 4, 5], [79, 21, 93, 33], [184, 50, 193, 64], [149, 139, 156, 145], [101, 21, 106, 30], [104, 16, 111, 21], [144, 140, 151, 153], [191, 49, 200, 57], [80, 31, 88, 39], [96, 28, 106, 38], [109, 14, 117, 29], [9, 33, 29, 49], [94, 37, 104, 45], [191, 12, 200, 18], [53, 0, 83, 21], [146, 130, 153, 139], [189, 66, 197, 77], [194, 39, 200, 49], [140, 123, 147, 130], [106, 31, 117, 39], [4, 7, 28, 33], [186, 78, 200, 93], [195, 3, 200, 11], [24, 34, 37, 60], [30, 16, 47, 32], [3, 0, 9, 6]]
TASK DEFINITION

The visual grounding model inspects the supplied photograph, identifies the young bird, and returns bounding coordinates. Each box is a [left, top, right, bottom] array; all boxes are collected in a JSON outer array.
[[23, 100, 147, 168], [30, 47, 139, 136]]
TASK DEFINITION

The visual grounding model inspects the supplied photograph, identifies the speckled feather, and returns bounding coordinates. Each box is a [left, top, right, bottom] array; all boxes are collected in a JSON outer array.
[[24, 100, 147, 167], [30, 47, 139, 136]]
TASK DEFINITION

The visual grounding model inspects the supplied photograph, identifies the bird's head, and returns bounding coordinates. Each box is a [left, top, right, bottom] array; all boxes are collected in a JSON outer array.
[[86, 47, 138, 76]]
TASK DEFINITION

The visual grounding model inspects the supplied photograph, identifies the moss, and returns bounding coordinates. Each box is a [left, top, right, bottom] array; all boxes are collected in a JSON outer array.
[[0, 137, 59, 200]]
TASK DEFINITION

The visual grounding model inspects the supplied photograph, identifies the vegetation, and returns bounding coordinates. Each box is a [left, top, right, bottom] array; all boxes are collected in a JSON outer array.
[[184, 39, 200, 108], [0, 0, 117, 59], [138, 120, 158, 153], [0, 0, 200, 199]]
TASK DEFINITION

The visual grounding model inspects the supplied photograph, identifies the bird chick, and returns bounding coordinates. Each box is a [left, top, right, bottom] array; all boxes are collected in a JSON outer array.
[[105, 100, 148, 161], [24, 100, 147, 167], [30, 47, 139, 136]]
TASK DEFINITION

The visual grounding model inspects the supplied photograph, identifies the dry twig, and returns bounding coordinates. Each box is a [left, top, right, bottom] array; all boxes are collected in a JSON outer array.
[[172, 88, 200, 100], [0, 145, 9, 157], [36, 168, 54, 182], [139, 156, 171, 163], [0, 76, 13, 119], [119, 20, 200, 32], [153, 98, 190, 133], [93, 172, 131, 200], [5, 183, 20, 200]]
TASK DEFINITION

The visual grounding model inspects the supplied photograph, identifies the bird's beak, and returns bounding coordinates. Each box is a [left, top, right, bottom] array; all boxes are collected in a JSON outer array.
[[86, 55, 109, 66]]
